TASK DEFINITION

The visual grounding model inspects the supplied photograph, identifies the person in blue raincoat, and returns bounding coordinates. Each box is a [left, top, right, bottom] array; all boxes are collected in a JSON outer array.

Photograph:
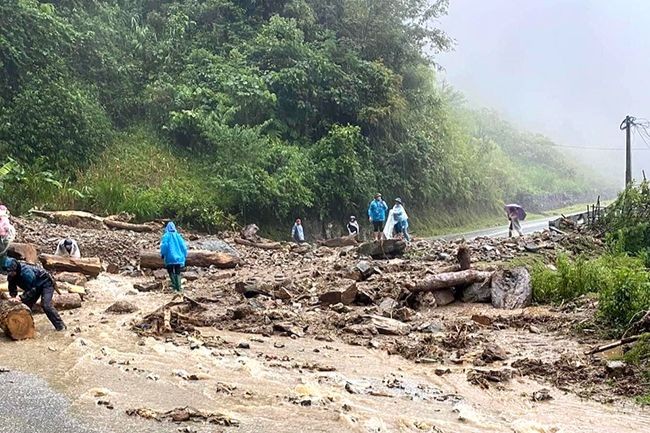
[[367, 193, 388, 241], [160, 221, 188, 295]]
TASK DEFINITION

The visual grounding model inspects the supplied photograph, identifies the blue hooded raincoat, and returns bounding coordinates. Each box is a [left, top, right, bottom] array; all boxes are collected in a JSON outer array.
[[160, 222, 188, 267]]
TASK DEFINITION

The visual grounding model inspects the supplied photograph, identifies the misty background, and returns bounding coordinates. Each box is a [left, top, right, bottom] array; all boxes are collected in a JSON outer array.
[[438, 0, 650, 188]]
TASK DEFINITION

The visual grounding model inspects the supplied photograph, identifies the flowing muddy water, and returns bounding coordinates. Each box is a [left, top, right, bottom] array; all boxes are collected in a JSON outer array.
[[0, 274, 648, 433]]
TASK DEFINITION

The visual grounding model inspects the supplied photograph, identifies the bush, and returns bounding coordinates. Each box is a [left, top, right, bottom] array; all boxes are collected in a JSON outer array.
[[531, 254, 650, 331]]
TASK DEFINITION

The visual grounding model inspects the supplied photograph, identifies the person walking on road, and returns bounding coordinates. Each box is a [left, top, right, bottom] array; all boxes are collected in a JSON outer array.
[[2, 258, 66, 331], [160, 221, 188, 296], [368, 193, 388, 241], [505, 204, 526, 237]]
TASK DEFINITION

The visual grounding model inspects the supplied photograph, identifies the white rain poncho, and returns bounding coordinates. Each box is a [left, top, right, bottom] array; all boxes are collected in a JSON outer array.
[[55, 238, 81, 259]]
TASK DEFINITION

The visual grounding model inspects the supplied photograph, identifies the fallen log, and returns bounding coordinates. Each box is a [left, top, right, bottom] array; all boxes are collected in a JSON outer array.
[[104, 219, 154, 233], [29, 209, 105, 230], [317, 235, 358, 248], [7, 243, 38, 264], [411, 269, 493, 293], [585, 333, 648, 356], [233, 238, 282, 250], [357, 239, 406, 259], [140, 250, 241, 269], [0, 300, 35, 340], [39, 254, 102, 277], [32, 293, 82, 312]]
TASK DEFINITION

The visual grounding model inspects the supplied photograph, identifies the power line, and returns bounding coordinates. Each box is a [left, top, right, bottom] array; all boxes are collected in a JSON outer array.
[[546, 143, 649, 151]]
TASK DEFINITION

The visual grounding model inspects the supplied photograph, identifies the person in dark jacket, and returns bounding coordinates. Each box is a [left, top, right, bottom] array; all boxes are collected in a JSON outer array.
[[2, 258, 66, 331], [160, 221, 188, 295]]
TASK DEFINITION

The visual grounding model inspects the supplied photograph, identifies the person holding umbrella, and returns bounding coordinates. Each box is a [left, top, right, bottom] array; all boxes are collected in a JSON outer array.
[[505, 204, 526, 237]]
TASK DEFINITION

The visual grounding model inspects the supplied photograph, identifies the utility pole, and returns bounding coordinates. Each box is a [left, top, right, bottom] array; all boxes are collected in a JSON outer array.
[[620, 115, 633, 186]]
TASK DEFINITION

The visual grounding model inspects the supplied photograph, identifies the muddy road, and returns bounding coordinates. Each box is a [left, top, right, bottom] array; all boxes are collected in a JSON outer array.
[[1, 273, 648, 433]]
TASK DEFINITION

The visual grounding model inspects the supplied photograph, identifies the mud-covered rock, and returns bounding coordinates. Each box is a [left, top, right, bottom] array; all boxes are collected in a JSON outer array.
[[462, 281, 491, 303], [491, 267, 532, 309]]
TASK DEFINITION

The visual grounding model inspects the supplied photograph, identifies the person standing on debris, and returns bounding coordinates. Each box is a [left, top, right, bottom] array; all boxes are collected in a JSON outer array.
[[54, 238, 81, 259], [160, 221, 188, 296], [2, 257, 66, 331], [505, 204, 525, 237], [391, 198, 411, 242], [347, 216, 360, 237], [291, 218, 305, 243], [0, 205, 16, 258], [368, 193, 388, 241]]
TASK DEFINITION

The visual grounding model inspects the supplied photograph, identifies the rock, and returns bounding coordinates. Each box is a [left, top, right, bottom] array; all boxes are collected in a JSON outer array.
[[435, 368, 451, 376], [153, 269, 168, 280], [393, 307, 414, 322], [133, 281, 163, 292], [357, 239, 406, 259], [605, 360, 629, 378], [105, 263, 120, 274], [184, 271, 200, 281], [491, 267, 532, 309], [531, 388, 553, 402], [462, 280, 491, 303], [480, 344, 507, 363], [319, 282, 357, 306], [105, 301, 139, 314], [191, 238, 239, 256], [354, 289, 375, 305], [7, 243, 38, 264], [237, 342, 250, 349], [365, 315, 410, 336], [379, 297, 399, 313], [471, 314, 493, 326], [55, 272, 88, 287], [330, 303, 351, 314], [273, 287, 293, 300], [347, 261, 379, 281], [432, 289, 455, 307], [273, 323, 303, 338]]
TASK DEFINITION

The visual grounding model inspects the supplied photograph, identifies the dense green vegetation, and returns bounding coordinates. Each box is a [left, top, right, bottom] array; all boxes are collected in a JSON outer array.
[[0, 0, 602, 232]]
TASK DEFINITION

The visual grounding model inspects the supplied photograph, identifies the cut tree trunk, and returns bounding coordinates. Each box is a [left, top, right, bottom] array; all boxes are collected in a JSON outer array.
[[457, 244, 471, 270], [7, 243, 38, 264], [0, 300, 35, 340], [317, 235, 359, 248], [32, 293, 82, 313], [39, 254, 102, 277], [104, 219, 154, 232], [140, 250, 241, 269], [411, 269, 493, 293], [357, 239, 406, 259], [234, 238, 282, 250]]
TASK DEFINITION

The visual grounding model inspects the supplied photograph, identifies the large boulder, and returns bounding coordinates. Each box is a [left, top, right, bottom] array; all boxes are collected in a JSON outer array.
[[462, 281, 492, 303], [491, 267, 532, 309], [357, 240, 406, 259]]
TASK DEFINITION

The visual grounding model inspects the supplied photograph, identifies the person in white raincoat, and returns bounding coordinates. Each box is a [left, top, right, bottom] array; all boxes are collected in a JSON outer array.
[[55, 238, 81, 259]]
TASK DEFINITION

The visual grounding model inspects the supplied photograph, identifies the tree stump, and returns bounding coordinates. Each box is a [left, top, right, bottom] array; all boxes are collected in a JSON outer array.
[[0, 300, 35, 340]]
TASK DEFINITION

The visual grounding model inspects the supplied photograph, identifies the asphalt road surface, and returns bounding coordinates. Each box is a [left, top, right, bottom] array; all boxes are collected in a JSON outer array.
[[438, 216, 556, 241], [0, 370, 103, 433]]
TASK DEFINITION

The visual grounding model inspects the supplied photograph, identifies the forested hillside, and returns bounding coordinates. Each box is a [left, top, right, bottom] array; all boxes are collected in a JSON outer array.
[[0, 0, 605, 233]]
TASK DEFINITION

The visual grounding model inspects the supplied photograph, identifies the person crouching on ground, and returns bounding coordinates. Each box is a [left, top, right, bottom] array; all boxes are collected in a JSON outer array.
[[2, 258, 66, 331], [55, 238, 81, 258], [160, 221, 188, 296], [347, 216, 360, 237], [368, 193, 388, 241], [292, 218, 305, 243]]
